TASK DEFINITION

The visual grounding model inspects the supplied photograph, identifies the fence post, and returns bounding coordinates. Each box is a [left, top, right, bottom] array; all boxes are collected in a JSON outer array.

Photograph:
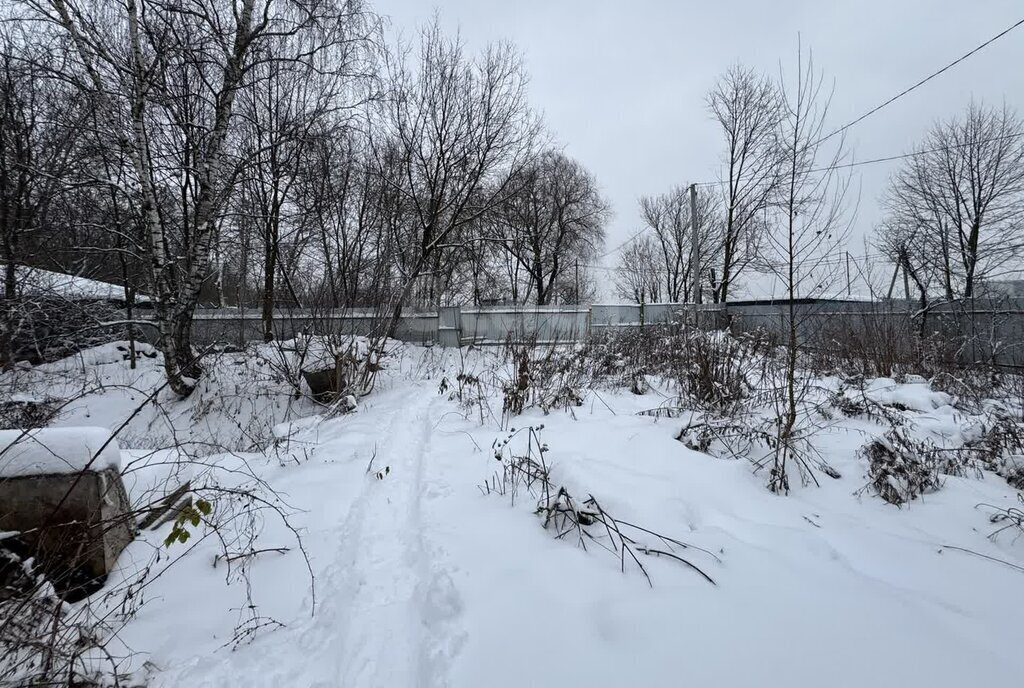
[[437, 306, 462, 347]]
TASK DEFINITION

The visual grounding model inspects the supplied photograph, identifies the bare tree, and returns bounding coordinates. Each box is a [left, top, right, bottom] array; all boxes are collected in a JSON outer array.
[[239, 51, 321, 338], [763, 43, 852, 493], [292, 128, 393, 309], [875, 216, 932, 311], [373, 18, 539, 331], [614, 235, 662, 303], [19, 0, 376, 394], [879, 102, 1024, 300], [0, 31, 82, 299], [636, 186, 721, 303], [494, 150, 609, 305], [706, 64, 782, 303], [878, 153, 956, 302]]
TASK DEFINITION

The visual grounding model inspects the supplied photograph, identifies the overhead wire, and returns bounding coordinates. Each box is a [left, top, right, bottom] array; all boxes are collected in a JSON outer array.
[[603, 16, 1024, 257], [812, 16, 1024, 146]]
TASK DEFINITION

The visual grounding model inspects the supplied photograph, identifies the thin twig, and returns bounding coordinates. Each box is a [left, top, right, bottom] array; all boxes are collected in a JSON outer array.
[[940, 544, 1024, 574]]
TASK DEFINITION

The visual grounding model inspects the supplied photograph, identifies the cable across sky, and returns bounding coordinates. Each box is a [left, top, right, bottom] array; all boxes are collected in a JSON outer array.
[[601, 15, 1024, 259]]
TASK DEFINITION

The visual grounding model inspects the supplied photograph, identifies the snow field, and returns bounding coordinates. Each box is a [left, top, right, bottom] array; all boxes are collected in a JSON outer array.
[[4, 342, 1022, 687]]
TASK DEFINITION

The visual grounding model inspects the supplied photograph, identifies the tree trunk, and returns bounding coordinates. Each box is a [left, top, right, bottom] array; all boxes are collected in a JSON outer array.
[[3, 260, 15, 300], [262, 232, 276, 342], [172, 304, 200, 380], [963, 221, 981, 298], [719, 202, 736, 303]]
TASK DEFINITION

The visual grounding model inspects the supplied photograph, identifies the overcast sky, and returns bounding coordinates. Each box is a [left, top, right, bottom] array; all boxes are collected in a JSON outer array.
[[375, 0, 1024, 296]]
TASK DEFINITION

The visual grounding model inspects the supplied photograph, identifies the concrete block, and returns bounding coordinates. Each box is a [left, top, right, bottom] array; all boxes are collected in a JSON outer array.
[[0, 467, 135, 598]]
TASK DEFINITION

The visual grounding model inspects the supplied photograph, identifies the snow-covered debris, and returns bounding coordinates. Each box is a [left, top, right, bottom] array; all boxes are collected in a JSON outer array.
[[0, 427, 121, 478]]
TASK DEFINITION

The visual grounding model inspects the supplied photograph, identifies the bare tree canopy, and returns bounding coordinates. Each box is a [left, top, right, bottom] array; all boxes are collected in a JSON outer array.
[[374, 18, 540, 322], [618, 186, 720, 304], [878, 102, 1024, 301], [0, 29, 85, 300], [14, 0, 379, 393], [614, 235, 662, 304], [493, 150, 609, 305], [706, 64, 782, 302]]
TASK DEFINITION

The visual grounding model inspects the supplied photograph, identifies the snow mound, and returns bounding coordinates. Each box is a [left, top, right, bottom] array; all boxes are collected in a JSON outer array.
[[0, 427, 121, 478], [864, 377, 952, 411]]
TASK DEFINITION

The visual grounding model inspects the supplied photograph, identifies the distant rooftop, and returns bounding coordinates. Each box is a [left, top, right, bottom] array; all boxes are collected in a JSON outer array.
[[2, 264, 148, 302]]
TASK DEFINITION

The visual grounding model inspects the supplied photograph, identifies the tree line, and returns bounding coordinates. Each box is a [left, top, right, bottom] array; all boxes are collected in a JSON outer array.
[[0, 0, 609, 394], [616, 63, 1024, 308], [3, 1, 1022, 395]]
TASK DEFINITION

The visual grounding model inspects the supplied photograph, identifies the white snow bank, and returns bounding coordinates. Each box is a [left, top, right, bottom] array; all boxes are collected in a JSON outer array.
[[0, 427, 121, 478]]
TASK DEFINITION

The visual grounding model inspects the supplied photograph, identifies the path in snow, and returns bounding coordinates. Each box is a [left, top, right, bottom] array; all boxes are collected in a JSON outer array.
[[147, 382, 466, 688], [329, 384, 462, 687]]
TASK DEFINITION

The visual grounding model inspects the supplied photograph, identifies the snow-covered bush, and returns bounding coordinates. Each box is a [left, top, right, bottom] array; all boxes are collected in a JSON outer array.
[[498, 335, 588, 420], [259, 334, 383, 404], [2, 542, 149, 685], [438, 369, 492, 425], [483, 426, 718, 585], [587, 324, 772, 415], [964, 410, 1024, 488], [859, 432, 943, 506], [0, 544, 96, 686], [0, 398, 58, 429]]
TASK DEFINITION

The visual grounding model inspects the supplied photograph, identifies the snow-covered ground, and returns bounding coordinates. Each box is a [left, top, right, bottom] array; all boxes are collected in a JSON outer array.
[[3, 341, 1023, 687]]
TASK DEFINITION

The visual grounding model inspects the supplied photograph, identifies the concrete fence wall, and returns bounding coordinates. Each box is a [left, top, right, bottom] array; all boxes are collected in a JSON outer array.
[[172, 298, 1024, 368]]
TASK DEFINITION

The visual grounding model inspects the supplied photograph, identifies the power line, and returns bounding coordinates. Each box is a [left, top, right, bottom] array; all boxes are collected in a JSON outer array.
[[606, 130, 1024, 256], [815, 16, 1024, 146], [816, 132, 1024, 172], [693, 131, 1024, 189], [595, 226, 651, 259], [602, 17, 1024, 259]]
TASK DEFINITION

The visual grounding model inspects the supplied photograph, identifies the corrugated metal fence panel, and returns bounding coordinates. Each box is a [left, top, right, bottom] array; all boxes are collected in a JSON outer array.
[[189, 309, 440, 346], [461, 307, 590, 344], [931, 298, 1024, 367], [644, 303, 690, 325], [591, 304, 641, 327], [154, 299, 1024, 367]]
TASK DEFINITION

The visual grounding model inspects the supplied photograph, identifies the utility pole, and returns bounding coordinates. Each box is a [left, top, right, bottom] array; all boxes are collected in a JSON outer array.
[[575, 258, 580, 303], [886, 262, 899, 300], [845, 251, 852, 297], [689, 183, 700, 305]]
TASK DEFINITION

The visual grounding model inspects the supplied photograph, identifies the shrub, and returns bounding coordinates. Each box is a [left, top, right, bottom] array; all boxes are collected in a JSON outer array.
[[859, 432, 942, 506], [482, 426, 718, 585], [586, 323, 771, 416], [0, 399, 58, 430], [0, 296, 126, 367], [499, 334, 588, 420]]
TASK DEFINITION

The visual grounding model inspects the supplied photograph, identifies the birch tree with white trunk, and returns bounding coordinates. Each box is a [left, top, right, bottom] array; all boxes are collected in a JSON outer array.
[[19, 0, 376, 394]]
